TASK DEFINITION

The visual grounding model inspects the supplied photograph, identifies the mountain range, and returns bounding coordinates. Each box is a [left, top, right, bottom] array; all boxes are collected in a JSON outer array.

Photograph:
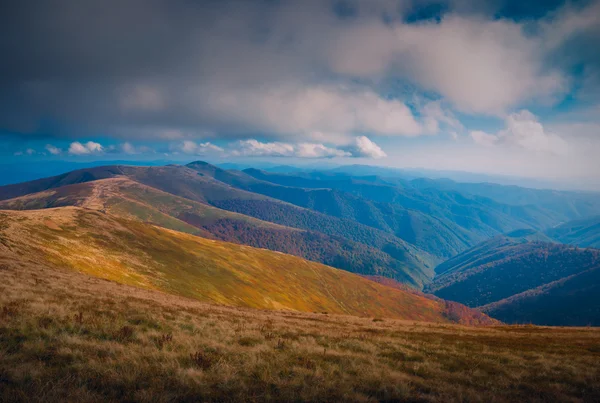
[[0, 204, 495, 325], [1, 161, 600, 325], [427, 230, 600, 325]]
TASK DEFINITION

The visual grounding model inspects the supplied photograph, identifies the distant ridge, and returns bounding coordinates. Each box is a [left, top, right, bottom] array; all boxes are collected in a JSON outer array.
[[0, 165, 436, 287]]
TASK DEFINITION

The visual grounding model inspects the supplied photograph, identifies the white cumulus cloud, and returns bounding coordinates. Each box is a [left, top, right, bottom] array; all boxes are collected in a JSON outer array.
[[351, 136, 387, 159], [175, 140, 224, 155], [201, 85, 423, 139], [230, 140, 296, 158], [45, 144, 62, 155], [295, 143, 351, 158], [470, 110, 568, 154], [229, 137, 385, 159], [68, 141, 104, 155]]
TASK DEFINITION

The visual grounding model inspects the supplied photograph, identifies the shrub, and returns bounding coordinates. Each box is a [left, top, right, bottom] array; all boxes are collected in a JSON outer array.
[[114, 326, 135, 342], [190, 351, 215, 369], [156, 333, 173, 349], [238, 336, 261, 347]]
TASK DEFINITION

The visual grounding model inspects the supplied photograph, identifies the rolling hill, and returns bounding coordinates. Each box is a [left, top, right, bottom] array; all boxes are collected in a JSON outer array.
[[480, 265, 600, 326], [426, 231, 600, 325], [0, 178, 434, 284], [3, 246, 598, 402], [0, 206, 492, 324], [237, 166, 592, 257], [432, 228, 556, 277], [408, 178, 600, 223], [546, 215, 600, 248], [3, 161, 600, 295]]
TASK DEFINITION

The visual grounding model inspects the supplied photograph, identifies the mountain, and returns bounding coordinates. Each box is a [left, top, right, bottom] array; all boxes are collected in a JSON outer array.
[[0, 160, 175, 186], [432, 229, 556, 277], [0, 167, 436, 287], [409, 178, 600, 222], [0, 178, 432, 284], [427, 231, 600, 325], [480, 266, 600, 326], [3, 161, 600, 292], [0, 206, 491, 323], [546, 216, 600, 248], [4, 240, 598, 403], [209, 165, 569, 257], [328, 164, 600, 191]]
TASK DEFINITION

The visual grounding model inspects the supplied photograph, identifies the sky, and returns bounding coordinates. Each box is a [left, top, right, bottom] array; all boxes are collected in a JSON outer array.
[[1, 0, 600, 183]]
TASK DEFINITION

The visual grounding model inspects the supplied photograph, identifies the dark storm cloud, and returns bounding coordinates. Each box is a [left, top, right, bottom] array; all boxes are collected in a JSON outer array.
[[0, 0, 599, 141]]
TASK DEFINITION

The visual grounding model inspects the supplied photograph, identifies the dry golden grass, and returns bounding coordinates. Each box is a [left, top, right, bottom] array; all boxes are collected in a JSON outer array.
[[1, 260, 599, 402], [0, 207, 493, 323]]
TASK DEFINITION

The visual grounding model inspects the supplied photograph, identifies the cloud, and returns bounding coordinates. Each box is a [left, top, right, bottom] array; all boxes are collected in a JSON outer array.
[[174, 140, 224, 155], [119, 84, 165, 112], [351, 136, 387, 158], [401, 17, 566, 114], [197, 85, 423, 139], [470, 130, 499, 147], [45, 144, 62, 155], [120, 142, 137, 155], [14, 148, 37, 156], [1, 0, 599, 182], [471, 110, 568, 154], [325, 15, 566, 115], [230, 140, 297, 158], [229, 137, 384, 159], [421, 101, 464, 134], [295, 143, 351, 158], [502, 110, 568, 154], [2, 0, 595, 142], [68, 141, 104, 155]]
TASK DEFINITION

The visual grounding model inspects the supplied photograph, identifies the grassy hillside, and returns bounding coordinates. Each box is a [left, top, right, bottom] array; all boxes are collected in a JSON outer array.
[[2, 161, 598, 291], [120, 164, 438, 282], [546, 216, 600, 248], [1, 258, 599, 402], [0, 207, 484, 323], [0, 165, 125, 201], [0, 166, 438, 287], [0, 179, 434, 287]]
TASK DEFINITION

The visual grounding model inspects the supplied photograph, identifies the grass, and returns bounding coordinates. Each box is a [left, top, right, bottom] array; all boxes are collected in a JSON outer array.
[[0, 207, 491, 323], [1, 260, 600, 402]]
